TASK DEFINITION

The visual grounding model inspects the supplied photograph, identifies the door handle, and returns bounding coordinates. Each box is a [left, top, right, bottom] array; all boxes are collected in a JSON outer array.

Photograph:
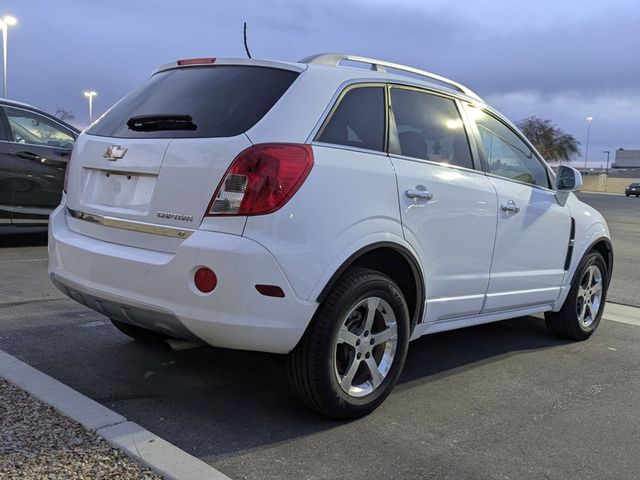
[[500, 200, 520, 213], [16, 151, 40, 161], [405, 187, 433, 201]]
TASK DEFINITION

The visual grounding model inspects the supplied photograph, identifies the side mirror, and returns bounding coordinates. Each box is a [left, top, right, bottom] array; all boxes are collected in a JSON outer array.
[[556, 166, 583, 192]]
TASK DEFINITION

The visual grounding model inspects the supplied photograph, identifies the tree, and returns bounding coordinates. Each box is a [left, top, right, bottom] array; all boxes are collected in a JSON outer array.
[[54, 108, 75, 122], [516, 116, 580, 162]]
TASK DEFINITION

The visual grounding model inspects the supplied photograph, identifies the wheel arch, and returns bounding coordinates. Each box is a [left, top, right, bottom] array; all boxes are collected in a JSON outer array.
[[586, 237, 613, 282], [316, 242, 425, 333], [569, 236, 614, 288]]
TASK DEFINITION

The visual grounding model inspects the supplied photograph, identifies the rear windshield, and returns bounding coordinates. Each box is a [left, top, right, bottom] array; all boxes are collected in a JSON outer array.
[[87, 65, 299, 139]]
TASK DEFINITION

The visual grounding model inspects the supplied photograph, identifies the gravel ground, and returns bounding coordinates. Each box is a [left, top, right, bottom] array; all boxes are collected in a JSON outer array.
[[0, 378, 161, 480]]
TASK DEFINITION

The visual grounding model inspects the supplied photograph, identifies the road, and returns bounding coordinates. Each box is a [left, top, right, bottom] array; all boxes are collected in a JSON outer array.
[[576, 192, 640, 307], [1, 192, 639, 479]]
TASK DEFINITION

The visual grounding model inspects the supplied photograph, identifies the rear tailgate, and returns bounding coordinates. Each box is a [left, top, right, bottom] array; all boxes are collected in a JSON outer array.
[[65, 133, 251, 229], [63, 62, 301, 249]]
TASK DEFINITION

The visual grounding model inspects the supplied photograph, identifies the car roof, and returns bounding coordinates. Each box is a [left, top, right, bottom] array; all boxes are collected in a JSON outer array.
[[0, 97, 38, 109], [0, 97, 80, 134], [152, 54, 485, 106]]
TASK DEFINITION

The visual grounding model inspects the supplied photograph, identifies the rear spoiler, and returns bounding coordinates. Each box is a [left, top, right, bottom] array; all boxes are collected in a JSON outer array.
[[151, 57, 306, 76]]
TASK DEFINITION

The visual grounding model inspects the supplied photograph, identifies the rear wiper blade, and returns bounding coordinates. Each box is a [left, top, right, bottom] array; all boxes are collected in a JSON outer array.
[[126, 114, 197, 132]]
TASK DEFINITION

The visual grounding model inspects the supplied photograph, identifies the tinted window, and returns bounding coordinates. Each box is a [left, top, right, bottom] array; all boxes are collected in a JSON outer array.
[[87, 66, 298, 139], [317, 87, 385, 152], [470, 107, 550, 188], [390, 88, 473, 169], [5, 107, 74, 149]]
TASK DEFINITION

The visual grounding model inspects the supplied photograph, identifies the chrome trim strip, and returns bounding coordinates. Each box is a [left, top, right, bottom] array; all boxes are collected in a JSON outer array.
[[427, 293, 485, 304], [67, 208, 193, 239], [485, 286, 560, 298]]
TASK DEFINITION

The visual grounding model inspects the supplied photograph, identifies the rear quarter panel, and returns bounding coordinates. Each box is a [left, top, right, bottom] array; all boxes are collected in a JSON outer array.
[[242, 145, 405, 300]]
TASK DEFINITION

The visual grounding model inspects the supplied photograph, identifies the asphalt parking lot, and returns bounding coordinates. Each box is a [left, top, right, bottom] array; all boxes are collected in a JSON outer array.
[[1, 192, 639, 480]]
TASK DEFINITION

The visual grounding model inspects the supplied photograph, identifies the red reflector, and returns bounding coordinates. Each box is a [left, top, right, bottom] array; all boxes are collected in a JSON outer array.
[[194, 267, 217, 293], [255, 285, 285, 298], [177, 57, 216, 65]]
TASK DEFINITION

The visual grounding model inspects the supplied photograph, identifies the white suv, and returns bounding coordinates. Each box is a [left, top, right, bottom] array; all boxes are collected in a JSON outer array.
[[49, 54, 613, 418]]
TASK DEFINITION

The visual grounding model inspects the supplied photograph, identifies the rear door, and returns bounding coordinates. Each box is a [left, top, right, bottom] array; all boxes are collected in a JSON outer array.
[[0, 111, 11, 226], [4, 106, 75, 225], [465, 105, 571, 312], [65, 64, 300, 245], [389, 86, 498, 322]]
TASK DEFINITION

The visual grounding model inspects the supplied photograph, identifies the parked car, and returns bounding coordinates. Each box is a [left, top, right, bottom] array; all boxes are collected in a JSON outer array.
[[625, 182, 640, 197], [49, 54, 613, 418], [0, 98, 79, 231]]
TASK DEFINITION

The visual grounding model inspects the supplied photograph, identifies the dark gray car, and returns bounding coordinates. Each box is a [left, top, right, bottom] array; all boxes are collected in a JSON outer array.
[[0, 99, 79, 232], [625, 182, 640, 197]]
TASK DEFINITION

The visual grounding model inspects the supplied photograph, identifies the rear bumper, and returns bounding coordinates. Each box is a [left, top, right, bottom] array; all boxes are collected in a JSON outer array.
[[48, 204, 318, 353]]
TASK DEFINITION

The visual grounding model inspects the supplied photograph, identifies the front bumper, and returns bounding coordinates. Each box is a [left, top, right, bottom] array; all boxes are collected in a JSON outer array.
[[48, 205, 318, 353]]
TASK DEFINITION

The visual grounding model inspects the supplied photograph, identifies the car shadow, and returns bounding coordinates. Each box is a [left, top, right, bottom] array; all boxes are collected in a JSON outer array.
[[0, 232, 48, 248], [70, 314, 570, 459]]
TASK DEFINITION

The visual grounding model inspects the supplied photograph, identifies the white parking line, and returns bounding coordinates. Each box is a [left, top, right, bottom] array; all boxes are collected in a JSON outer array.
[[603, 302, 640, 327], [0, 349, 231, 480]]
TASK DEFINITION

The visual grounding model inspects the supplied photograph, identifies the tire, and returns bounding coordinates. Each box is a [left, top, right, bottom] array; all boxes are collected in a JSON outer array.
[[110, 318, 168, 342], [545, 251, 608, 340], [286, 267, 410, 419]]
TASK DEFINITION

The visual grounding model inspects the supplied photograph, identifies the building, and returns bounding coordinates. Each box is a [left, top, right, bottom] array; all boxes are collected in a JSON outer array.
[[614, 149, 640, 169]]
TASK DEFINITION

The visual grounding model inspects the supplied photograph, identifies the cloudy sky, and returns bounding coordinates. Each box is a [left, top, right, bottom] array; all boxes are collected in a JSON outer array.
[[4, 0, 639, 166]]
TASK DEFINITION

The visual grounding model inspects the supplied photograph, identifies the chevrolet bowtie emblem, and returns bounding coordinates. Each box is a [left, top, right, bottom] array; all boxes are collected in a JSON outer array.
[[103, 145, 128, 161]]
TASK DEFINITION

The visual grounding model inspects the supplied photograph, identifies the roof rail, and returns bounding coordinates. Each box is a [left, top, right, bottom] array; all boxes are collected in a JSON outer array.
[[299, 53, 483, 102]]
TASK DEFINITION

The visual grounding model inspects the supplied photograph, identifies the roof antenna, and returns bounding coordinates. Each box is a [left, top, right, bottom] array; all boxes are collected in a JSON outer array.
[[243, 22, 252, 59]]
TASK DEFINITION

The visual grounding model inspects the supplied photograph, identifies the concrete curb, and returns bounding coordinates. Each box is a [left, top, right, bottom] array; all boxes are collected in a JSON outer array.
[[603, 302, 640, 327], [0, 349, 230, 480]]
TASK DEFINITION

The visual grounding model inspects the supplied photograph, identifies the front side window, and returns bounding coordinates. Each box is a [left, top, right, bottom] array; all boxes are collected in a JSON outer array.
[[469, 107, 550, 188], [5, 107, 75, 149], [389, 87, 473, 169], [316, 86, 385, 152]]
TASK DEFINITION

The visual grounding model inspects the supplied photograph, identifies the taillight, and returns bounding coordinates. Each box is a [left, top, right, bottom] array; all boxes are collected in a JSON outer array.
[[207, 144, 313, 216]]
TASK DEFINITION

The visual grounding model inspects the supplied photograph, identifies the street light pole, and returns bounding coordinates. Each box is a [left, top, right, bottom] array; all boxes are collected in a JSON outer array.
[[0, 15, 17, 98], [584, 116, 593, 168], [603, 150, 610, 192], [83, 91, 97, 124]]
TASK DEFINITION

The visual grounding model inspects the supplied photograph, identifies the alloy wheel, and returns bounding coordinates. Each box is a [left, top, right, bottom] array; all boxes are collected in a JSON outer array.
[[334, 296, 398, 398], [576, 265, 603, 328]]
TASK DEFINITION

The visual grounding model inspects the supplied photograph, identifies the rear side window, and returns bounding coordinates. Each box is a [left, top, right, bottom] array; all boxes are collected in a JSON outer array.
[[87, 66, 299, 139], [316, 87, 385, 152], [389, 88, 473, 169]]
